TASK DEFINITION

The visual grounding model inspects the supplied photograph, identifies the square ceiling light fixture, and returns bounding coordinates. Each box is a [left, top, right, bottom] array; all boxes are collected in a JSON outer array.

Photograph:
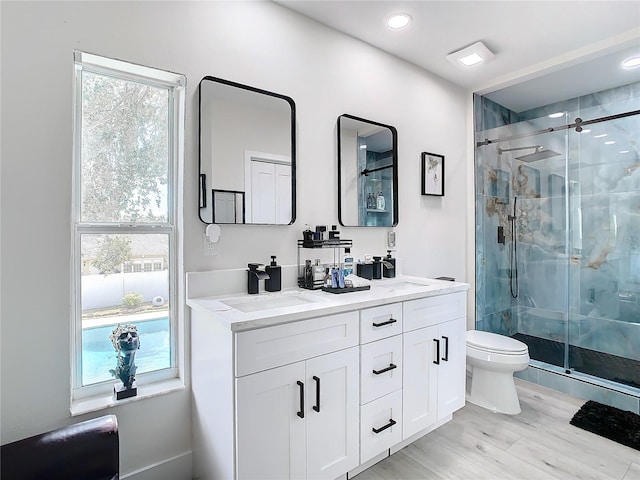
[[447, 41, 495, 67]]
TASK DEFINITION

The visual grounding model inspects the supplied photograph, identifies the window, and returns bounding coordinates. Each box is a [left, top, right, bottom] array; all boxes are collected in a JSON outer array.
[[72, 52, 185, 402]]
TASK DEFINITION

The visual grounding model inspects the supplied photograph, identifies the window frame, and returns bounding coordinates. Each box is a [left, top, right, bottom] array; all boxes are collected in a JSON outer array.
[[71, 51, 185, 406]]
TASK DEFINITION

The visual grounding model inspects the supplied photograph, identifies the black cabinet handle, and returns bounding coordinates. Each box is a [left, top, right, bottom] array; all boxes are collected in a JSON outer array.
[[297, 381, 304, 418], [442, 335, 449, 362], [313, 376, 320, 412], [372, 363, 397, 375], [372, 418, 397, 434], [433, 339, 440, 365], [372, 317, 397, 328]]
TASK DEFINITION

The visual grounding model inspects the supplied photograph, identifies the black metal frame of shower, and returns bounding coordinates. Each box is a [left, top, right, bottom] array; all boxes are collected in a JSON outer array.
[[476, 109, 640, 147]]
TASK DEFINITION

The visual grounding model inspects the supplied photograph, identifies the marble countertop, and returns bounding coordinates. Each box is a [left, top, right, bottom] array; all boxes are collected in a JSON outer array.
[[187, 275, 470, 332]]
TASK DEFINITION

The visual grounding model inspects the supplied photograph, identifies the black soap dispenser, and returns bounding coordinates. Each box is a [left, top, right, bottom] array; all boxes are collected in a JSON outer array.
[[383, 250, 396, 278], [265, 255, 281, 292]]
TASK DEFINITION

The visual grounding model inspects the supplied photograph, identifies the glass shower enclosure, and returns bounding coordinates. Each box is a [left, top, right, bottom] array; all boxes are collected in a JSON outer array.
[[475, 84, 640, 394]]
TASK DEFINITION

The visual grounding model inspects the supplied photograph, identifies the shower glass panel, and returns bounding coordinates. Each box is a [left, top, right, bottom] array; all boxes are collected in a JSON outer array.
[[566, 105, 640, 389], [475, 84, 640, 394], [476, 126, 571, 368]]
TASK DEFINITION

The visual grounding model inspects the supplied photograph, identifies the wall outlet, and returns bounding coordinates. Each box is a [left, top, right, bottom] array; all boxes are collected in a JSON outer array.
[[387, 230, 396, 249], [203, 233, 217, 256]]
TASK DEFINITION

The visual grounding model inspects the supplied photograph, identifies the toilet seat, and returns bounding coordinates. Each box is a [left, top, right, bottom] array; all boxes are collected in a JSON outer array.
[[466, 330, 528, 355]]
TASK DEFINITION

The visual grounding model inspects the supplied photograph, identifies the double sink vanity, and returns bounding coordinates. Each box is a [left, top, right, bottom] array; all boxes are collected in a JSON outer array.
[[187, 272, 469, 479], [194, 65, 468, 479]]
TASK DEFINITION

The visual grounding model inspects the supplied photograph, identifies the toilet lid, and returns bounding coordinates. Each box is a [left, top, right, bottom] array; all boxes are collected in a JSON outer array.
[[467, 330, 528, 354]]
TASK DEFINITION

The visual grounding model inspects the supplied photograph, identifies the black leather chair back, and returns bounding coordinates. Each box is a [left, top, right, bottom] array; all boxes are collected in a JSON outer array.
[[1, 414, 119, 480]]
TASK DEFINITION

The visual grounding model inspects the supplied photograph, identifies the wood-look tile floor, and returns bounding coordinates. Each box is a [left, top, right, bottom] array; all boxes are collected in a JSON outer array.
[[356, 379, 640, 480]]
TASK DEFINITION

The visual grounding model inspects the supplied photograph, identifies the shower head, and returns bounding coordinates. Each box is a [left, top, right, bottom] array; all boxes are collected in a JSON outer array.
[[516, 147, 561, 162], [498, 145, 561, 163]]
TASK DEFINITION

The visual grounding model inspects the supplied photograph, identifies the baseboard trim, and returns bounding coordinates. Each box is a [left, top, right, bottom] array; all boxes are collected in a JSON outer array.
[[121, 451, 193, 480]]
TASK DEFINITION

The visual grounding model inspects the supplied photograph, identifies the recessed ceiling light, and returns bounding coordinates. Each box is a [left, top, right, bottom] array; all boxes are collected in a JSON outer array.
[[548, 112, 564, 118], [580, 128, 592, 134], [619, 150, 630, 154], [594, 133, 608, 138], [622, 55, 640, 69], [386, 14, 411, 29], [446, 41, 495, 68], [604, 140, 616, 145]]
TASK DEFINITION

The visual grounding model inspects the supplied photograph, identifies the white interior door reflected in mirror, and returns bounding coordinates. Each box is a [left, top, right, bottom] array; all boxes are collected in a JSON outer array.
[[198, 76, 296, 225], [245, 151, 292, 224], [338, 114, 398, 227]]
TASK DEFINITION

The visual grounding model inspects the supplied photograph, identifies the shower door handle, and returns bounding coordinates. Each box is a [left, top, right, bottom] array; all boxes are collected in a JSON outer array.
[[442, 336, 449, 362], [433, 339, 440, 365]]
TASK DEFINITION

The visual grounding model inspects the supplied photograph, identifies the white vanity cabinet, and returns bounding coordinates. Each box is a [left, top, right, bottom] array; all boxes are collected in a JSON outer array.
[[401, 292, 467, 440], [191, 308, 359, 480], [236, 346, 359, 480], [188, 273, 469, 480]]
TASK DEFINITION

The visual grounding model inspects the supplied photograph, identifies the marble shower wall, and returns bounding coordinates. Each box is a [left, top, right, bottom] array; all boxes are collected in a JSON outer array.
[[475, 82, 640, 363]]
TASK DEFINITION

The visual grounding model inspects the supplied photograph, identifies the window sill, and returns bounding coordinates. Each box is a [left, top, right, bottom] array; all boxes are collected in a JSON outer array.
[[70, 378, 185, 416]]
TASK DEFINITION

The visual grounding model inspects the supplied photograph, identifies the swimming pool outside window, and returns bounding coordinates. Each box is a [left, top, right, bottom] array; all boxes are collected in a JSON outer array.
[[72, 52, 185, 401]]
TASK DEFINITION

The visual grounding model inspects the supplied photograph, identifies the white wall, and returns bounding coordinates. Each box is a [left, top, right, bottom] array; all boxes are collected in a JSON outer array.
[[0, 1, 468, 478]]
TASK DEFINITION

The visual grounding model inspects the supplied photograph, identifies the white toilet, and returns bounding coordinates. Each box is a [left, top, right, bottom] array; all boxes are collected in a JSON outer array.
[[466, 330, 530, 414]]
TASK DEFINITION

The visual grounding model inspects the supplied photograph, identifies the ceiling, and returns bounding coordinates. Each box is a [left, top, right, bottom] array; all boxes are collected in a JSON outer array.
[[276, 1, 640, 112]]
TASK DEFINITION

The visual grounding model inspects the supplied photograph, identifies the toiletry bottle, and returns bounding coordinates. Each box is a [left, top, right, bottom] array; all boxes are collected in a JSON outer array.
[[265, 255, 281, 292], [313, 259, 325, 289], [329, 225, 340, 242], [303, 225, 314, 246], [383, 250, 396, 278], [376, 191, 385, 210], [342, 248, 354, 276], [315, 225, 327, 242], [304, 259, 313, 289]]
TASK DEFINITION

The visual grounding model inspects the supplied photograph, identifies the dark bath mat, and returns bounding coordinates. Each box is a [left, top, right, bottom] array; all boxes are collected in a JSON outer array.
[[570, 400, 640, 451]]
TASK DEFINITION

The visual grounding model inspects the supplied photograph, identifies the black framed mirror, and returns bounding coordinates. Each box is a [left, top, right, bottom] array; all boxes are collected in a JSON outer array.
[[198, 76, 296, 224], [337, 114, 398, 227]]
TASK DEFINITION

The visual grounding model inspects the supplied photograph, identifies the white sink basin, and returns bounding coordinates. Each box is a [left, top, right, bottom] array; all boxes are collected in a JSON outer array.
[[376, 279, 443, 291], [221, 292, 319, 313]]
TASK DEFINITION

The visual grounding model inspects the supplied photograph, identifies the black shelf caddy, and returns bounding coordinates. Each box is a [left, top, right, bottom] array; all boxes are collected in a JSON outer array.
[[297, 238, 353, 290]]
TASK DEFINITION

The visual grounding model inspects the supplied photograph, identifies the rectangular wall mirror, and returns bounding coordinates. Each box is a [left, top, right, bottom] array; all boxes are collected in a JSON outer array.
[[198, 76, 296, 225], [338, 114, 398, 227]]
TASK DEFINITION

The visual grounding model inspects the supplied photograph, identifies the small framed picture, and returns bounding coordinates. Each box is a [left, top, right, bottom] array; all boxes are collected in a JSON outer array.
[[421, 152, 444, 196]]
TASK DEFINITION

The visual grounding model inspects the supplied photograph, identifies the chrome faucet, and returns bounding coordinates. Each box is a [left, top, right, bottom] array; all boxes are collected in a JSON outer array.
[[247, 263, 270, 294]]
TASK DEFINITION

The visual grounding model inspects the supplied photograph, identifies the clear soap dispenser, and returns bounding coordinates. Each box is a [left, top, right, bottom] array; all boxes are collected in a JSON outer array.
[[265, 255, 281, 292]]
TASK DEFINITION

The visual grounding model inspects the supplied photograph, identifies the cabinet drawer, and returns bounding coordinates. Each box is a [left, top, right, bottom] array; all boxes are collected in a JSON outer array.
[[360, 335, 402, 404], [360, 390, 403, 464], [360, 303, 403, 344], [403, 292, 466, 332], [235, 311, 359, 377]]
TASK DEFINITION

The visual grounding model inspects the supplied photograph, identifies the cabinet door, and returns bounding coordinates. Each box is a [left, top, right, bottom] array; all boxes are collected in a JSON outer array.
[[306, 347, 359, 480], [437, 318, 466, 419], [236, 362, 306, 480], [402, 325, 438, 440]]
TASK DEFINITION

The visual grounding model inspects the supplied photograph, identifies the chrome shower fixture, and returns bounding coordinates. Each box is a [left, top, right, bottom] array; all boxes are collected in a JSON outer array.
[[498, 145, 561, 163]]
